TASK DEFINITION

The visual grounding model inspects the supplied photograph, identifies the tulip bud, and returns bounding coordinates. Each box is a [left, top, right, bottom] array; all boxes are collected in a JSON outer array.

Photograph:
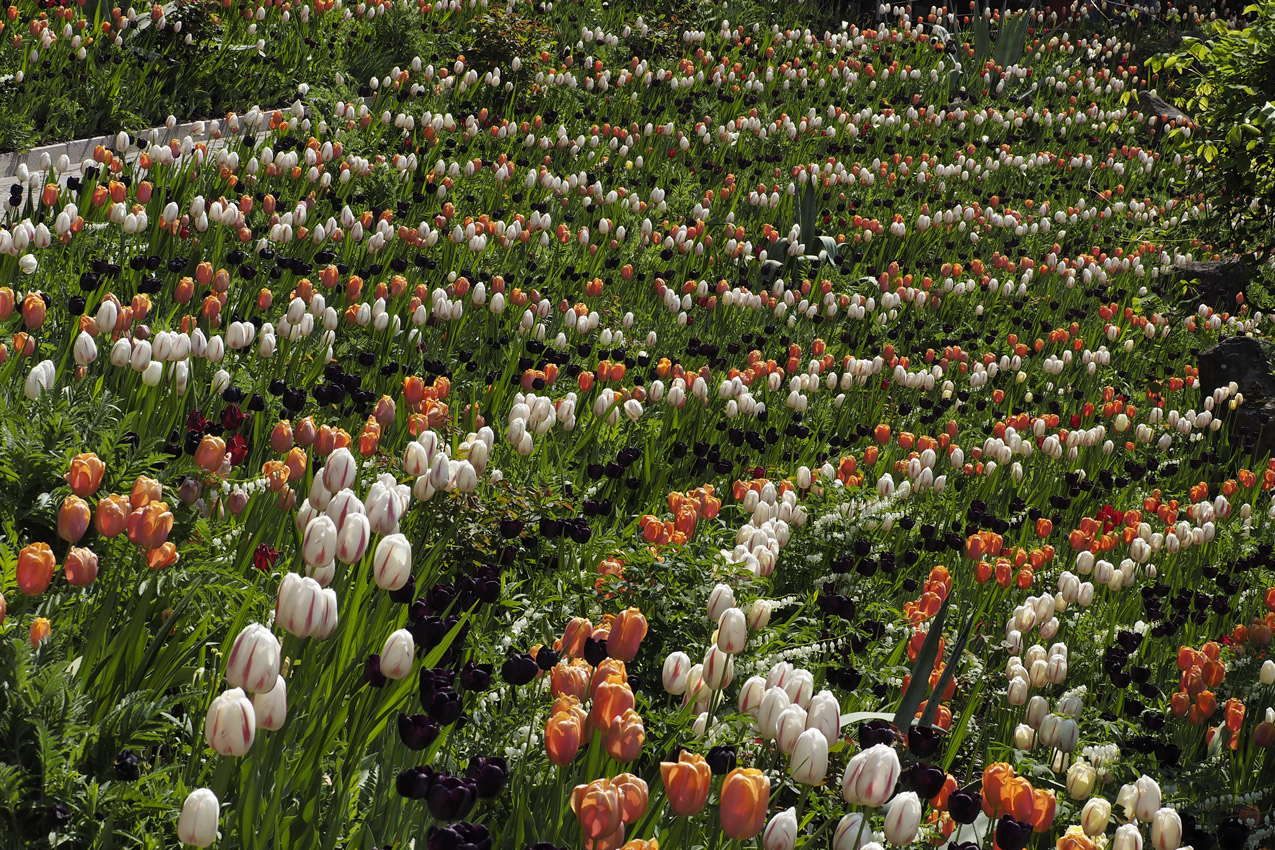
[[177, 788, 220, 847], [662, 651, 690, 695], [717, 607, 748, 654], [301, 515, 337, 568], [1134, 776, 1162, 822], [1114, 823, 1144, 850], [707, 583, 735, 621], [381, 629, 416, 679], [253, 675, 288, 731], [17, 542, 56, 596], [790, 728, 829, 785], [58, 495, 92, 543], [884, 792, 923, 845], [1067, 760, 1096, 800], [372, 533, 412, 591], [841, 744, 901, 807], [225, 623, 281, 694], [1082, 798, 1112, 836], [763, 807, 798, 850], [738, 675, 767, 715], [1152, 808, 1182, 850], [64, 546, 99, 587], [834, 813, 870, 850], [205, 687, 256, 756], [758, 687, 792, 739]]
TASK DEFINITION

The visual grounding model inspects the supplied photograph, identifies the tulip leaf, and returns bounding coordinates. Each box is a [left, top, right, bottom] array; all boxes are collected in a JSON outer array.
[[892, 594, 951, 731], [920, 606, 977, 729], [818, 235, 840, 263], [798, 182, 818, 243]]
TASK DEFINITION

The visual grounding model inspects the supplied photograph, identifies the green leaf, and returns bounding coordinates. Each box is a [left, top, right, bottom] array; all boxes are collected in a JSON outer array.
[[892, 594, 950, 731]]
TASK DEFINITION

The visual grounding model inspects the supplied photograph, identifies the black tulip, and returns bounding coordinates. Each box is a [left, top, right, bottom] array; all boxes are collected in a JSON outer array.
[[582, 637, 608, 666], [427, 775, 478, 820], [909, 762, 946, 799], [389, 574, 417, 605], [535, 647, 560, 670], [114, 749, 141, 781], [1217, 819, 1249, 850], [365, 655, 387, 688], [948, 789, 982, 825], [908, 725, 942, 758], [396, 765, 435, 799], [995, 816, 1032, 850], [465, 756, 509, 797], [398, 713, 440, 750], [501, 653, 539, 686], [706, 746, 737, 775], [459, 662, 493, 691], [859, 719, 898, 748]]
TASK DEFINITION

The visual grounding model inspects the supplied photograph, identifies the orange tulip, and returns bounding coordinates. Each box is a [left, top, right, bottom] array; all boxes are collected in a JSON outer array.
[[560, 616, 592, 659], [146, 542, 180, 570], [96, 493, 131, 537], [127, 501, 173, 550], [588, 677, 635, 733], [1030, 789, 1057, 832], [604, 708, 645, 763], [21, 292, 47, 329], [194, 435, 227, 472], [611, 773, 649, 824], [551, 662, 591, 701], [545, 708, 584, 766], [17, 542, 56, 596], [608, 608, 648, 662], [661, 751, 711, 816], [130, 476, 162, 508], [1002, 776, 1036, 822], [65, 452, 105, 496], [571, 779, 623, 845], [64, 546, 99, 587], [30, 616, 52, 646], [719, 768, 770, 840], [58, 495, 92, 543]]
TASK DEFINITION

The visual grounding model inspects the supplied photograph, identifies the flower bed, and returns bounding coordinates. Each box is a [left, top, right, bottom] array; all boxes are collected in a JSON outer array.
[[1, 0, 1273, 848]]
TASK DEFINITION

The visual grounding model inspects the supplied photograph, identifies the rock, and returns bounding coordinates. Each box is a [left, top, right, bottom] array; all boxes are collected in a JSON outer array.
[[1138, 91, 1193, 129], [1173, 256, 1253, 310], [1197, 336, 1275, 455]]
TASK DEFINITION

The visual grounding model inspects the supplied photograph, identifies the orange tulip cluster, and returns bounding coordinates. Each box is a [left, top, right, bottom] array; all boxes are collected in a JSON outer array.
[[402, 374, 451, 430], [639, 487, 720, 546], [544, 611, 649, 766], [1170, 641, 1231, 728], [1067, 507, 1143, 553], [570, 773, 649, 850], [903, 565, 952, 625], [982, 763, 1057, 832], [731, 477, 794, 502]]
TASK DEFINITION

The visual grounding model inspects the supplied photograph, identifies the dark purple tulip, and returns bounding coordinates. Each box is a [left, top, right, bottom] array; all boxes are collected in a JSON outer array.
[[535, 648, 560, 671], [396, 766, 436, 800], [460, 662, 494, 691], [909, 763, 946, 799], [995, 816, 1032, 850], [364, 655, 386, 688], [706, 746, 737, 776], [581, 637, 608, 666], [907, 725, 942, 757], [499, 519, 524, 538], [859, 719, 897, 748], [501, 653, 539, 686], [389, 574, 417, 605], [947, 789, 982, 825], [1217, 818, 1249, 850], [428, 822, 492, 850], [465, 756, 509, 797], [427, 775, 478, 820], [423, 688, 463, 725], [398, 713, 440, 750]]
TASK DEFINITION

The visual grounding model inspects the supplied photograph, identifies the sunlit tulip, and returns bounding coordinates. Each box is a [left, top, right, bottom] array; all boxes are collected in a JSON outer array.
[[205, 687, 256, 756], [127, 501, 173, 550], [604, 708, 645, 762], [1114, 823, 1144, 850], [381, 629, 415, 679], [661, 751, 711, 816], [738, 675, 767, 715], [806, 690, 841, 743], [372, 533, 412, 591], [194, 435, 227, 472], [17, 542, 56, 595], [758, 686, 792, 739], [790, 727, 829, 784], [177, 788, 220, 847], [608, 608, 648, 662], [571, 779, 623, 846], [1082, 798, 1112, 836], [276, 573, 338, 639], [763, 807, 798, 850], [1067, 760, 1096, 800], [1134, 776, 1162, 822], [253, 676, 288, 731], [884, 792, 923, 845], [842, 743, 901, 807], [546, 708, 584, 767], [96, 493, 130, 537], [30, 617, 51, 646], [64, 546, 99, 587], [834, 813, 870, 850], [58, 495, 91, 543], [301, 515, 337, 568], [1152, 808, 1182, 850], [65, 452, 105, 497], [225, 623, 281, 694], [717, 607, 748, 654], [720, 768, 770, 840]]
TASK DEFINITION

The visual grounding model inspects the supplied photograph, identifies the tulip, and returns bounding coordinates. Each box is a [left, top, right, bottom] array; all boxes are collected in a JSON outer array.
[[589, 677, 635, 733], [381, 629, 416, 679], [205, 687, 256, 756], [717, 607, 748, 654], [177, 788, 220, 847], [276, 573, 338, 639], [1152, 808, 1182, 850], [720, 768, 770, 840], [335, 512, 370, 564], [758, 686, 792, 739], [790, 727, 829, 785], [1261, 660, 1275, 685], [322, 447, 358, 492], [604, 708, 645, 762], [884, 792, 923, 845], [571, 779, 623, 846], [127, 501, 173, 550], [225, 623, 281, 694], [58, 495, 92, 543], [96, 493, 130, 537], [546, 708, 583, 766], [662, 651, 691, 695], [65, 452, 105, 497], [834, 813, 870, 850], [1082, 798, 1112, 836], [608, 608, 648, 662], [1114, 824, 1144, 850], [739, 675, 767, 715], [763, 808, 798, 850], [373, 533, 412, 591], [776, 704, 808, 755], [1067, 760, 1096, 800], [702, 645, 734, 690], [842, 743, 902, 807], [707, 583, 735, 621], [1134, 776, 1161, 822], [806, 690, 842, 743], [661, 751, 711, 816], [30, 617, 51, 646], [17, 542, 56, 595], [253, 676, 288, 731], [302, 515, 338, 568], [194, 435, 227, 472], [64, 546, 99, 587]]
